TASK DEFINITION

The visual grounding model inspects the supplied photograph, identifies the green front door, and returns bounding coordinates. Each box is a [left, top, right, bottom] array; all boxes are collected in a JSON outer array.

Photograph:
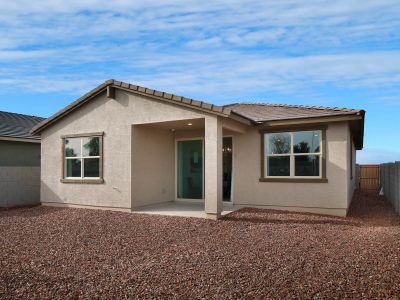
[[177, 140, 203, 199]]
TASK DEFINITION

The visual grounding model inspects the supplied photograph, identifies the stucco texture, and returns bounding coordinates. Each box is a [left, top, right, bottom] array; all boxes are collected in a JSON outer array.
[[131, 125, 175, 208]]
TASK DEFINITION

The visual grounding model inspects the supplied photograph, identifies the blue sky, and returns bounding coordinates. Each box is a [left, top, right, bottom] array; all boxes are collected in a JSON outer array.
[[0, 0, 399, 163]]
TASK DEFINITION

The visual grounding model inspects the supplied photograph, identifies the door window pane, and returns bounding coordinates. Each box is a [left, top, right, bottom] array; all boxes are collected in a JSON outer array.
[[293, 131, 321, 153], [65, 138, 81, 157], [267, 156, 290, 176], [177, 140, 203, 199], [83, 137, 100, 157], [265, 133, 291, 154], [84, 158, 100, 177], [66, 159, 81, 177], [295, 155, 320, 176]]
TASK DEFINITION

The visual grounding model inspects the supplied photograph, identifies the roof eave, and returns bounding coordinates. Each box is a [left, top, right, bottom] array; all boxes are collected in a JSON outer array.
[[254, 113, 363, 127]]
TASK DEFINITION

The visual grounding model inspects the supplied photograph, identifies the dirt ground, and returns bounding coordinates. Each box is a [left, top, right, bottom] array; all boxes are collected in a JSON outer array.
[[1, 191, 400, 299]]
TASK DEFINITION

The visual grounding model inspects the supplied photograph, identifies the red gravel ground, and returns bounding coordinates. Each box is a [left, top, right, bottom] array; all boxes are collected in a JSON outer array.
[[1, 191, 400, 299]]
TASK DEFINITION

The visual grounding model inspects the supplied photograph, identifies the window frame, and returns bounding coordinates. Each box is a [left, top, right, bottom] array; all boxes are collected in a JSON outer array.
[[61, 132, 104, 184], [260, 126, 327, 183]]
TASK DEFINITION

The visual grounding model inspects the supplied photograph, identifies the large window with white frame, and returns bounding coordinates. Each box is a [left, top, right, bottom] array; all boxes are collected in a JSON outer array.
[[263, 130, 323, 178], [63, 134, 103, 180]]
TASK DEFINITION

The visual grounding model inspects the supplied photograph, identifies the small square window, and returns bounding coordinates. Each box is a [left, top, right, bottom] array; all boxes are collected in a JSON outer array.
[[84, 158, 100, 178], [265, 133, 291, 154], [266, 156, 290, 176], [62, 134, 103, 183], [293, 131, 321, 153], [65, 138, 81, 157], [83, 137, 100, 157], [66, 159, 81, 177], [295, 155, 320, 176]]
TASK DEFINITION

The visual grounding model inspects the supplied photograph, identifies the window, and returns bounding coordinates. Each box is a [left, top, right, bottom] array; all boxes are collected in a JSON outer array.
[[62, 133, 103, 183], [262, 129, 326, 181]]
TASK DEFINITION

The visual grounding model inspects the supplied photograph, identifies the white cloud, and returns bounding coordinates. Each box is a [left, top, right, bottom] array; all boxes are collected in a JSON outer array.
[[0, 0, 398, 100]]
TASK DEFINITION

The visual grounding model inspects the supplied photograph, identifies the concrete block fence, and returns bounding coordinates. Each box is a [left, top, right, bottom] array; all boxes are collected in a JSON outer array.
[[381, 162, 400, 214], [0, 166, 40, 208]]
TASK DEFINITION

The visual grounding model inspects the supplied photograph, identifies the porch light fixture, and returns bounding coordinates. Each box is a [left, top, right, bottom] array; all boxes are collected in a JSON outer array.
[[223, 146, 232, 153], [187, 123, 193, 126]]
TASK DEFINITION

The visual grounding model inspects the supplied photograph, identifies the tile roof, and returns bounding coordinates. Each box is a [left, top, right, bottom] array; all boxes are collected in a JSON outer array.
[[226, 102, 364, 123], [31, 79, 364, 135], [0, 111, 45, 140]]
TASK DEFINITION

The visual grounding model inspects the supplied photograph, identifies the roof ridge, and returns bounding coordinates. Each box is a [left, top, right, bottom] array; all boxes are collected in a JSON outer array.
[[232, 102, 361, 112]]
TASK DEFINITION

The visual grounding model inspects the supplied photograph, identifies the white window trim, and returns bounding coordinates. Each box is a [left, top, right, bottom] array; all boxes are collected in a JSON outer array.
[[65, 137, 101, 180], [264, 130, 323, 178]]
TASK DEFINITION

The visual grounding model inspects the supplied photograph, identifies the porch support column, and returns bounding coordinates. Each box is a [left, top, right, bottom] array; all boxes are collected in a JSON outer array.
[[204, 116, 223, 220]]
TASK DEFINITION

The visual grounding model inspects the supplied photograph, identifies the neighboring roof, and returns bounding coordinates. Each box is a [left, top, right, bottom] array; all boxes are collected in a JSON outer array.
[[226, 103, 364, 123], [0, 111, 45, 140]]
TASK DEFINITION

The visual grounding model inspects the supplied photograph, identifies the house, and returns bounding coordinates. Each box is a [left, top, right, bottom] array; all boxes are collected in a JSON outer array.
[[31, 80, 365, 218], [0, 111, 44, 207]]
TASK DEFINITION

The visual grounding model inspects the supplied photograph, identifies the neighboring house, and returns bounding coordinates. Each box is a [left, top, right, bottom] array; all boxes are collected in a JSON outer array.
[[0, 111, 44, 207], [31, 80, 365, 218]]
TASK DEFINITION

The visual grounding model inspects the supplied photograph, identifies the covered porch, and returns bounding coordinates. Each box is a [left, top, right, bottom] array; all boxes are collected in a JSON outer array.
[[131, 115, 246, 219]]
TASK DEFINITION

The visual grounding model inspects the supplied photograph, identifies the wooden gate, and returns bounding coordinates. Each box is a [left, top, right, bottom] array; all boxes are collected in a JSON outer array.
[[359, 165, 380, 192]]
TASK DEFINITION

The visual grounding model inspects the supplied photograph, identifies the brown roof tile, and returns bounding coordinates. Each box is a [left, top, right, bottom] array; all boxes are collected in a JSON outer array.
[[201, 103, 213, 110], [154, 91, 163, 97], [163, 92, 173, 100], [121, 82, 129, 89], [227, 102, 363, 123], [172, 95, 182, 101], [137, 86, 146, 93], [191, 99, 202, 107], [181, 97, 192, 105]]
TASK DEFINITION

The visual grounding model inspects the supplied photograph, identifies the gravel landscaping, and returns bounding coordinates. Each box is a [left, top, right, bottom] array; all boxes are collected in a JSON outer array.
[[1, 191, 400, 299]]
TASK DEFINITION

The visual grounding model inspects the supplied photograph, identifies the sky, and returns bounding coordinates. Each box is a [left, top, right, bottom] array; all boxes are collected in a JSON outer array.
[[0, 0, 399, 163]]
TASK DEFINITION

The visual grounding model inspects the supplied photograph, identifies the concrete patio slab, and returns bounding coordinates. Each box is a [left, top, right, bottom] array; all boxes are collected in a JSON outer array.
[[133, 201, 238, 218]]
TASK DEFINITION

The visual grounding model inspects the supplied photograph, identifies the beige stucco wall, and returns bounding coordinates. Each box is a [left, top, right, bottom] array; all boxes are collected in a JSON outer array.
[[40, 89, 217, 209], [131, 126, 174, 208], [232, 122, 351, 216]]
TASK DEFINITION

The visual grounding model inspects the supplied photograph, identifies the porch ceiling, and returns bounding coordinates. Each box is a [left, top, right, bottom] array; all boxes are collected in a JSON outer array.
[[141, 118, 205, 131]]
